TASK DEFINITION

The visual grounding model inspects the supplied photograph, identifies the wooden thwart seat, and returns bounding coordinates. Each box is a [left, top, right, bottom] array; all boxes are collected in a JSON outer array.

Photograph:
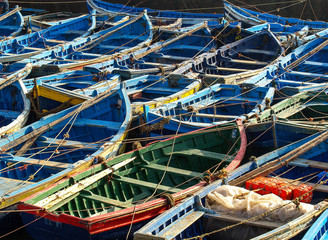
[[1, 156, 71, 169], [287, 70, 328, 80], [72, 118, 122, 131], [289, 158, 328, 170], [24, 46, 43, 51], [223, 58, 268, 66], [156, 211, 204, 239], [45, 39, 67, 44], [0, 109, 20, 118], [114, 175, 182, 193], [38, 136, 101, 150], [143, 87, 178, 93], [63, 30, 86, 35], [142, 163, 203, 178], [164, 148, 234, 162], [303, 60, 328, 68], [0, 176, 33, 195], [80, 190, 134, 208], [239, 49, 277, 56]]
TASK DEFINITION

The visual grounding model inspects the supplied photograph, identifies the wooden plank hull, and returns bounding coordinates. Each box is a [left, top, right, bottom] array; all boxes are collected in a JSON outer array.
[[9, 11, 153, 75], [301, 208, 328, 240], [134, 121, 328, 240], [245, 30, 328, 93], [0, 6, 24, 38], [28, 73, 201, 116], [0, 84, 132, 215], [0, 64, 32, 136], [145, 84, 275, 135], [0, 13, 96, 63], [18, 121, 246, 239], [87, 0, 223, 27], [171, 30, 283, 85]]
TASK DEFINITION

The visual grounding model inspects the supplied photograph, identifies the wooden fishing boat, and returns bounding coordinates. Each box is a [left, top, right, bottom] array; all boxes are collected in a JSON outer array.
[[0, 63, 32, 136], [0, 6, 25, 39], [223, 0, 328, 30], [9, 11, 153, 76], [22, 69, 119, 92], [170, 29, 284, 85], [82, 22, 216, 80], [84, 21, 216, 80], [144, 83, 274, 135], [134, 121, 328, 240], [244, 29, 328, 93], [86, 0, 224, 27], [27, 11, 82, 29], [28, 73, 201, 116], [301, 208, 328, 240], [248, 91, 328, 125], [0, 83, 131, 234], [0, 13, 96, 63], [17, 120, 246, 240]]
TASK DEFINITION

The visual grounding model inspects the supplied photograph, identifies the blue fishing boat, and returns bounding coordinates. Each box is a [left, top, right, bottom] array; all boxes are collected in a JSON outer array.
[[17, 120, 246, 240], [302, 208, 328, 240], [171, 29, 283, 85], [134, 121, 328, 240], [248, 91, 328, 126], [0, 83, 131, 235], [86, 0, 224, 27], [144, 84, 274, 135], [22, 69, 119, 92], [85, 21, 216, 79], [0, 6, 24, 39], [0, 12, 96, 63], [0, 63, 32, 136], [223, 0, 328, 30], [22, 66, 201, 117], [244, 29, 328, 94], [9, 11, 153, 75]]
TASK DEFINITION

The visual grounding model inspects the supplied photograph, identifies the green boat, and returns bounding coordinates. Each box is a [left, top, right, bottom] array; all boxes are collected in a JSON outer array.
[[19, 120, 246, 240], [248, 91, 328, 125]]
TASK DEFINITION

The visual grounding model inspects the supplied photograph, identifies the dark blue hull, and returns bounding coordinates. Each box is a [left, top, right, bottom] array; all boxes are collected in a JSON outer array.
[[0, 204, 22, 236], [21, 212, 147, 240]]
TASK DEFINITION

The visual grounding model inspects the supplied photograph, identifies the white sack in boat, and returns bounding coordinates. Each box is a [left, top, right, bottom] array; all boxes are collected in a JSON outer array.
[[206, 185, 314, 222]]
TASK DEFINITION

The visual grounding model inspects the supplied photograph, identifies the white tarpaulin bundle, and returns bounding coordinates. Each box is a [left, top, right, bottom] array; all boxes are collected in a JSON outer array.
[[206, 185, 314, 222]]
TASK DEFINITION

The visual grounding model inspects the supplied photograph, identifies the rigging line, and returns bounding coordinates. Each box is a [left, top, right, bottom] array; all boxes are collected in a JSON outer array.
[[174, 20, 231, 71], [297, 0, 308, 25], [145, 0, 302, 12], [0, 213, 48, 239], [39, 27, 152, 67], [125, 115, 183, 240], [266, 1, 307, 14], [183, 193, 326, 240], [144, 124, 242, 198], [0, 102, 168, 174], [308, 0, 318, 21], [234, 0, 305, 17], [0, 106, 83, 197], [144, 115, 183, 205], [0, 95, 87, 176], [10, 1, 85, 3]]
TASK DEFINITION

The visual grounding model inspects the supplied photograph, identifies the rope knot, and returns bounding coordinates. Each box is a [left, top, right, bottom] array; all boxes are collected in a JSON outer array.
[[161, 193, 175, 208]]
